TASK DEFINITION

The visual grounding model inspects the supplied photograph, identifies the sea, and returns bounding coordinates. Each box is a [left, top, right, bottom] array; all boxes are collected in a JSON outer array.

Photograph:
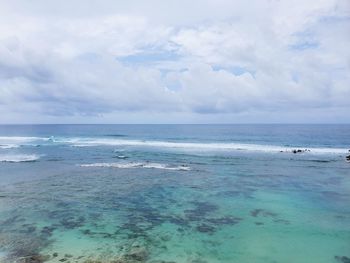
[[0, 124, 349, 263]]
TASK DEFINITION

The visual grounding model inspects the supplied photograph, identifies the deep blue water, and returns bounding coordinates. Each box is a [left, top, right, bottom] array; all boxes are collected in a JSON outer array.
[[0, 125, 349, 263]]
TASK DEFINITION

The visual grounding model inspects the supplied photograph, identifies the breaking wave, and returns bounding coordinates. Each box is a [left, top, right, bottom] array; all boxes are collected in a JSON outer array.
[[0, 144, 20, 149], [0, 154, 40, 163], [80, 162, 191, 171], [0, 136, 48, 148], [0, 136, 347, 155], [56, 137, 348, 154]]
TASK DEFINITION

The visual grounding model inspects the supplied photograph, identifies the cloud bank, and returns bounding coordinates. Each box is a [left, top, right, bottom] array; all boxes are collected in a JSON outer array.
[[0, 0, 349, 123]]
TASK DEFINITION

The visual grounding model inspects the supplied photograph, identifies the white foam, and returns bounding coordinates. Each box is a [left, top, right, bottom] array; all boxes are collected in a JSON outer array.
[[0, 144, 20, 149], [1, 136, 345, 155], [80, 162, 191, 171], [0, 136, 43, 142], [115, 155, 128, 159], [0, 154, 40, 163], [56, 137, 348, 155], [0, 136, 48, 148]]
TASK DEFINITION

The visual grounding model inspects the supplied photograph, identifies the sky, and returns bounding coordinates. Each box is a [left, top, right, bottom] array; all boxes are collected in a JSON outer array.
[[0, 0, 349, 124]]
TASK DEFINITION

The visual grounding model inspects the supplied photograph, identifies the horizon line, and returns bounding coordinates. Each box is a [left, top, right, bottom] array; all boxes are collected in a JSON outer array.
[[0, 123, 349, 125]]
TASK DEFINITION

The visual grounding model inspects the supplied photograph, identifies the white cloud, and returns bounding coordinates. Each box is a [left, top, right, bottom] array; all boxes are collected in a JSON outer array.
[[0, 0, 349, 123]]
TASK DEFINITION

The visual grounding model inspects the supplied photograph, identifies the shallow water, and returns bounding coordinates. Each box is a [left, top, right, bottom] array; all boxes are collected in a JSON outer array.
[[0, 125, 349, 263]]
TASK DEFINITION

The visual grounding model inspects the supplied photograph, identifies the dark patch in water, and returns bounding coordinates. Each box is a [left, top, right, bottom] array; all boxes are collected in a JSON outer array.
[[207, 216, 242, 225], [3, 234, 53, 263], [59, 216, 85, 229], [321, 191, 346, 201], [335, 256, 350, 263], [250, 209, 278, 218], [168, 216, 189, 227], [255, 222, 264, 225], [218, 189, 254, 199], [273, 219, 290, 225], [16, 254, 50, 263], [20, 225, 37, 234], [123, 247, 149, 262], [191, 259, 208, 263], [47, 158, 64, 162], [1, 215, 26, 226], [41, 226, 56, 237], [308, 159, 333, 163], [81, 229, 115, 239], [105, 134, 127, 137], [196, 224, 216, 234], [184, 201, 218, 221], [150, 261, 177, 263]]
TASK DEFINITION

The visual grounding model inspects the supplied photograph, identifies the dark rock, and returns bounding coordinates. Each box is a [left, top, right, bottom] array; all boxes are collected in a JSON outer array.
[[346, 155, 350, 161], [292, 149, 310, 154], [53, 253, 58, 257]]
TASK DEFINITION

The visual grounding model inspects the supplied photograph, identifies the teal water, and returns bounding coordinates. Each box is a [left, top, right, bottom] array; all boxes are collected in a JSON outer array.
[[0, 125, 349, 263]]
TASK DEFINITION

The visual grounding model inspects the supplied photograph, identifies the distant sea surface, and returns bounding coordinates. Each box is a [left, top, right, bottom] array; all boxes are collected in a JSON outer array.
[[0, 124, 349, 263]]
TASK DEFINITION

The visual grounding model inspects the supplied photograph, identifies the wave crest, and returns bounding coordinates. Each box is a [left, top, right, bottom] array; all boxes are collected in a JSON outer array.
[[0, 154, 40, 163], [0, 144, 20, 149], [80, 162, 190, 171], [57, 138, 348, 154]]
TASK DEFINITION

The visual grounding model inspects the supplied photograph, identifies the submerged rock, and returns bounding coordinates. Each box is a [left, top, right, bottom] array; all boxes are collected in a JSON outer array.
[[184, 201, 218, 222], [41, 226, 56, 237], [196, 224, 216, 234], [149, 261, 176, 263], [207, 216, 242, 225], [335, 256, 350, 263], [116, 247, 149, 262], [250, 209, 277, 218], [60, 216, 85, 229], [19, 254, 50, 263], [346, 155, 350, 162]]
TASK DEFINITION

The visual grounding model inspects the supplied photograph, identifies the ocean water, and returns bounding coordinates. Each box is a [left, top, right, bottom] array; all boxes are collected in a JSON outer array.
[[0, 124, 349, 263]]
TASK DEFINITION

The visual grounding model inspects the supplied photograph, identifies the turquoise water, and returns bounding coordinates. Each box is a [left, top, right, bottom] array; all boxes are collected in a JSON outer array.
[[0, 125, 349, 263]]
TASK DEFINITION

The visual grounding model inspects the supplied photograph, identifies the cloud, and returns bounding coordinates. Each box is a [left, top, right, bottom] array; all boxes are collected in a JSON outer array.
[[0, 0, 349, 123]]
